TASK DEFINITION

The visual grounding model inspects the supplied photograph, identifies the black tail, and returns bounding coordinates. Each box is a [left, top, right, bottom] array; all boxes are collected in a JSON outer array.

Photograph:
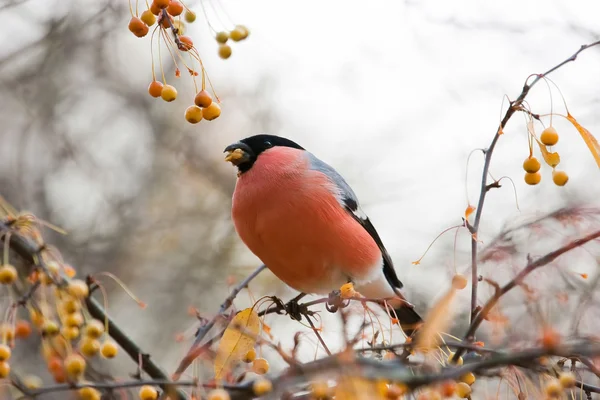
[[393, 304, 423, 337]]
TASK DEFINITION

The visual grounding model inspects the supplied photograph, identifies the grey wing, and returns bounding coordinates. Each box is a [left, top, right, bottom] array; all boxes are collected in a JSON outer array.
[[307, 152, 403, 289]]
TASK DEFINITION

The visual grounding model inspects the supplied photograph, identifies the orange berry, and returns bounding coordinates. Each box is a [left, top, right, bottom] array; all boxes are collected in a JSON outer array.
[[207, 388, 230, 400], [79, 387, 101, 400], [524, 171, 541, 185], [541, 328, 561, 349], [161, 85, 177, 102], [148, 81, 164, 98], [545, 378, 562, 397], [559, 372, 576, 388], [523, 156, 541, 173], [15, 320, 32, 339], [68, 280, 89, 299], [0, 344, 11, 361], [129, 17, 149, 38], [178, 35, 193, 51], [53, 367, 67, 383], [252, 357, 269, 374], [184, 10, 196, 23], [79, 337, 100, 357], [440, 380, 456, 397], [194, 90, 213, 108], [47, 356, 63, 373], [218, 44, 232, 59], [552, 170, 568, 186], [202, 102, 221, 121], [85, 320, 105, 339], [0, 361, 10, 378], [0, 264, 17, 284], [65, 353, 86, 378], [383, 351, 396, 361], [167, 0, 183, 16], [452, 274, 468, 290], [460, 372, 476, 385], [215, 31, 229, 44], [153, 0, 169, 9], [150, 2, 161, 15], [541, 126, 559, 146], [141, 10, 157, 26], [64, 265, 76, 278], [243, 348, 256, 363], [253, 378, 272, 395], [160, 14, 172, 29], [139, 385, 159, 400], [101, 340, 118, 358], [185, 105, 203, 124], [456, 382, 471, 398]]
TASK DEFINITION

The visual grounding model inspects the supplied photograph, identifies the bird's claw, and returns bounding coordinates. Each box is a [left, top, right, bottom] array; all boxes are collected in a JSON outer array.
[[270, 296, 306, 321], [325, 290, 349, 313]]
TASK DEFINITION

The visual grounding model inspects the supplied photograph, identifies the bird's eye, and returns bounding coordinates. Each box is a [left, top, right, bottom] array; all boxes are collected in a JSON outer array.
[[264, 141, 273, 148]]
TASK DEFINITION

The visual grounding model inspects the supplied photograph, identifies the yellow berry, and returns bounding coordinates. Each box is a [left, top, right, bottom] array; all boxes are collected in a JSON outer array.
[[68, 280, 89, 299], [0, 344, 11, 361], [235, 25, 249, 39], [23, 374, 43, 389], [311, 381, 330, 398], [139, 385, 159, 400], [184, 10, 196, 23], [65, 312, 84, 328], [141, 10, 156, 26], [203, 102, 221, 121], [207, 388, 230, 400], [229, 27, 245, 42], [559, 372, 576, 389], [85, 320, 105, 339], [253, 378, 273, 395], [65, 353, 86, 378], [447, 352, 463, 366], [340, 282, 356, 299], [0, 264, 17, 284], [252, 357, 269, 375], [185, 105, 203, 124], [101, 340, 118, 358], [215, 31, 229, 44], [456, 382, 471, 398], [0, 361, 10, 378], [129, 17, 149, 38], [161, 85, 178, 102], [243, 348, 256, 363], [460, 372, 476, 385], [452, 274, 468, 290], [79, 387, 101, 400], [541, 126, 559, 146], [43, 320, 60, 336], [552, 170, 568, 186], [194, 90, 213, 108], [79, 337, 100, 357], [218, 44, 232, 59], [523, 156, 541, 173], [545, 378, 562, 397], [172, 20, 185, 35], [62, 325, 80, 340], [524, 172, 541, 185]]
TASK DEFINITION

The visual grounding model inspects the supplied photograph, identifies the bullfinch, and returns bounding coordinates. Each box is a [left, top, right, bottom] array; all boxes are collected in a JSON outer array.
[[224, 134, 422, 336]]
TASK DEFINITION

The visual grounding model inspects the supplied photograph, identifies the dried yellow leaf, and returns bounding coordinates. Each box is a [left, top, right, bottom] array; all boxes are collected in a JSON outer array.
[[414, 287, 457, 352], [566, 113, 600, 168], [334, 376, 386, 400], [214, 308, 260, 380]]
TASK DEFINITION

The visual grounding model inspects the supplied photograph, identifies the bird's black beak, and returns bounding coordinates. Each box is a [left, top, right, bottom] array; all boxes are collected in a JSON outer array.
[[224, 142, 253, 166]]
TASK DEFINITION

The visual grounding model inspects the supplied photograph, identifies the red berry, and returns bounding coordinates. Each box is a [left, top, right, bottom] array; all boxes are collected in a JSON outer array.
[[153, 0, 169, 9], [194, 90, 213, 108], [178, 35, 193, 51], [167, 0, 184, 16]]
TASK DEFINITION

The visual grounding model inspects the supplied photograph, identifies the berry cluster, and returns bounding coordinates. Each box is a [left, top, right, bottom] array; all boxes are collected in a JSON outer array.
[[523, 125, 568, 186], [127, 0, 250, 124]]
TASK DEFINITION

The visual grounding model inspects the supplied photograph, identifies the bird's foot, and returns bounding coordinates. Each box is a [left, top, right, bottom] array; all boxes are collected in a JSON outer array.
[[325, 290, 349, 313], [271, 293, 308, 321]]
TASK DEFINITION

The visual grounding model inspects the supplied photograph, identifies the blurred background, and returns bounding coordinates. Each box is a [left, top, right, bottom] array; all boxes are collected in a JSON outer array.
[[1, 0, 600, 389]]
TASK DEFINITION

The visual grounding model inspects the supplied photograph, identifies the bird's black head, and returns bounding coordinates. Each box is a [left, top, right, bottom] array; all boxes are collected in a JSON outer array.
[[224, 134, 304, 173]]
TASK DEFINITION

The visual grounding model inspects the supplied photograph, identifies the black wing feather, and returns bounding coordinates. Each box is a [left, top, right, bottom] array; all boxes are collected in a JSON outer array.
[[343, 198, 403, 289]]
